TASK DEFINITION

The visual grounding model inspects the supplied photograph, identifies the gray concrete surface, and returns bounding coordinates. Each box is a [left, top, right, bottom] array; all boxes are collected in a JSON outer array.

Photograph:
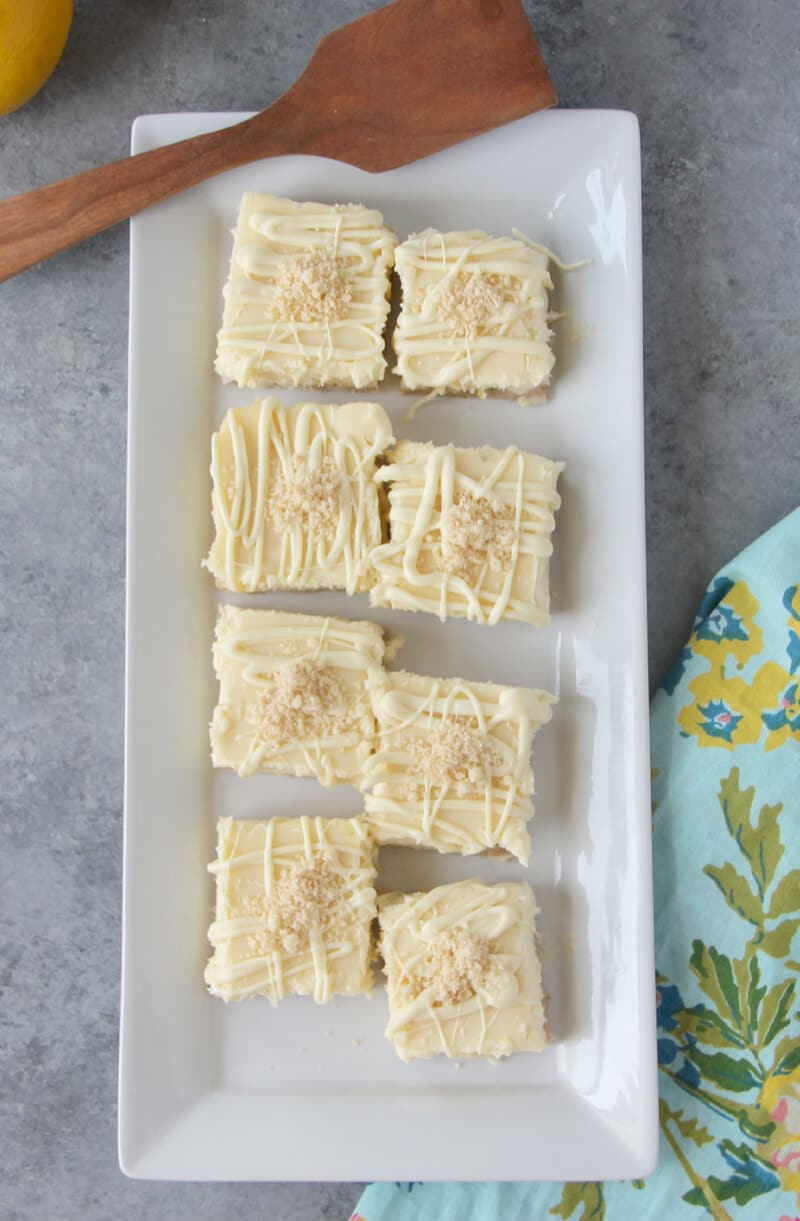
[[0, 0, 798, 1217]]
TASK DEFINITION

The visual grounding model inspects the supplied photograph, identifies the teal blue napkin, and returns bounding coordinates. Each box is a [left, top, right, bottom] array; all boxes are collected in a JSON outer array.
[[352, 507, 800, 1221]]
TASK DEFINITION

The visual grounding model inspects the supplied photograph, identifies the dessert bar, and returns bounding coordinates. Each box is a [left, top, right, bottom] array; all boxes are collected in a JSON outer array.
[[206, 815, 377, 1004], [363, 670, 555, 862], [215, 194, 396, 390], [370, 440, 563, 626], [205, 397, 393, 594], [378, 879, 547, 1061], [210, 606, 386, 785]]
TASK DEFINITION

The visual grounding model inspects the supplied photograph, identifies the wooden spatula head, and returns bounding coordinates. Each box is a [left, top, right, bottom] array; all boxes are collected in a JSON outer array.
[[260, 0, 556, 171]]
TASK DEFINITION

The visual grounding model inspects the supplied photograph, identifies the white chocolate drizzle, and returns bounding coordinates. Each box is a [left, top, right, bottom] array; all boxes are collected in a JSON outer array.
[[510, 228, 592, 272]]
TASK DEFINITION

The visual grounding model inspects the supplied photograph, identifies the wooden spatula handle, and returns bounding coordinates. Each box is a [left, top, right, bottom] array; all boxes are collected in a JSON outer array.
[[0, 113, 287, 283]]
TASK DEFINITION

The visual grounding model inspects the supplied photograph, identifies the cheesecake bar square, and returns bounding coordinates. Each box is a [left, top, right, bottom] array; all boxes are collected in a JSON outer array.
[[393, 228, 554, 398], [210, 606, 386, 785], [205, 815, 377, 1004], [204, 398, 394, 594], [369, 440, 564, 626], [378, 879, 547, 1061], [215, 194, 397, 390], [363, 670, 555, 863]]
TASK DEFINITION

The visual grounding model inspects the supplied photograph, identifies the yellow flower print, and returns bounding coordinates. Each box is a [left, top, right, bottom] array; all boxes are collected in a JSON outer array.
[[691, 579, 762, 667], [679, 664, 788, 750], [760, 1063, 800, 1201], [763, 671, 800, 752]]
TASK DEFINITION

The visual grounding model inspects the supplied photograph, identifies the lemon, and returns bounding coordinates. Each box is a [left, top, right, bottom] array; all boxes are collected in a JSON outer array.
[[0, 0, 73, 116]]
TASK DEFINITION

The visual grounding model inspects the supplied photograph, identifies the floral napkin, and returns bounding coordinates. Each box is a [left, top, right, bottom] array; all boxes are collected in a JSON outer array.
[[351, 507, 800, 1221]]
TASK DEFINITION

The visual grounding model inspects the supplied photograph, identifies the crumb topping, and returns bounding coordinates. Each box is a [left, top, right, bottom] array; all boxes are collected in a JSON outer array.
[[430, 271, 512, 337], [273, 857, 345, 951], [394, 929, 495, 1006], [425, 931, 491, 1004], [271, 251, 352, 322], [255, 661, 347, 744], [242, 856, 346, 955], [268, 454, 341, 535], [410, 720, 501, 789], [441, 492, 516, 579]]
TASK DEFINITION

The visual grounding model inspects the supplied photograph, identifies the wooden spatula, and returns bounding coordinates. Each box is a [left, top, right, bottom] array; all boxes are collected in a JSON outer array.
[[0, 0, 555, 283]]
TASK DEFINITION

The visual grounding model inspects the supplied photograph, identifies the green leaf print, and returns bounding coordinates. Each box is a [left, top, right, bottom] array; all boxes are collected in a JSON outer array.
[[682, 1140, 778, 1207], [743, 955, 766, 1041], [772, 1036, 800, 1077], [657, 766, 797, 1215], [703, 864, 763, 927], [680, 1003, 746, 1049], [751, 804, 784, 894], [767, 868, 800, 917], [685, 1047, 763, 1092], [756, 978, 795, 1048], [690, 942, 742, 1027], [734, 1103, 776, 1142], [662, 1103, 714, 1147], [549, 1183, 605, 1220], [660, 1102, 733, 1221], [756, 917, 800, 957], [717, 768, 783, 896]]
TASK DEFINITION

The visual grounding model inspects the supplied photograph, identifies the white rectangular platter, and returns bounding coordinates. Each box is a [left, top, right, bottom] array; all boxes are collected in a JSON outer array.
[[120, 109, 656, 1181]]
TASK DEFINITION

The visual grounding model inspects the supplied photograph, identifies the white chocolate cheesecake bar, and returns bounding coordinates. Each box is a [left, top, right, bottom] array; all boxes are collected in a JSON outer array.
[[393, 228, 554, 397], [205, 815, 377, 1004], [210, 606, 386, 785], [378, 879, 547, 1061], [369, 440, 564, 626], [205, 398, 394, 594], [363, 670, 555, 863], [215, 194, 396, 390]]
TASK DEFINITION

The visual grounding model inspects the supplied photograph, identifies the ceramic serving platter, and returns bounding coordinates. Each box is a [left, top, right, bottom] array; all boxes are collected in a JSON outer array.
[[119, 109, 656, 1181]]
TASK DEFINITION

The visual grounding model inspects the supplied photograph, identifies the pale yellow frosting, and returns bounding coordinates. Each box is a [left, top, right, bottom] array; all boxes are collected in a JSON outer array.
[[210, 606, 386, 785], [362, 670, 556, 862], [393, 228, 554, 397], [206, 815, 377, 1004], [205, 397, 394, 594], [379, 880, 547, 1061], [369, 440, 564, 626], [215, 194, 397, 390]]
